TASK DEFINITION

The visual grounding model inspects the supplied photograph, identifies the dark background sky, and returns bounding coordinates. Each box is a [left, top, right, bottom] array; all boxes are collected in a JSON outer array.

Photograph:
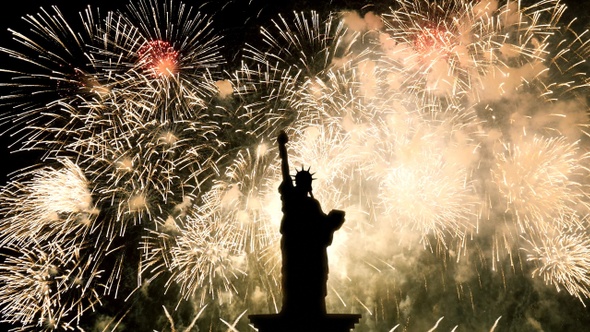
[[0, 0, 586, 185], [0, 0, 375, 185]]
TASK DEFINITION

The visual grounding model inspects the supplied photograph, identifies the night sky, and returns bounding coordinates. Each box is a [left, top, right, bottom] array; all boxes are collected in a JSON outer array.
[[0, 1, 589, 331], [0, 0, 586, 183], [0, 0, 374, 184]]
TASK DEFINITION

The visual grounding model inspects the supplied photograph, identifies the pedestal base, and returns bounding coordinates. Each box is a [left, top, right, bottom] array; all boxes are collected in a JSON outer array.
[[248, 313, 362, 332]]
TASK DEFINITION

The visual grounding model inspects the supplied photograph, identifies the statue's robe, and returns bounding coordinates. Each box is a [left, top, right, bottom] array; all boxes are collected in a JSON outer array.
[[279, 180, 345, 317]]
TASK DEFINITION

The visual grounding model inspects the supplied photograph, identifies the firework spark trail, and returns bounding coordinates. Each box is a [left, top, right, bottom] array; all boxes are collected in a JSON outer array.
[[377, 0, 572, 105], [231, 61, 299, 138], [203, 144, 280, 254], [0, 6, 105, 154], [73, 114, 220, 237], [55, 104, 225, 299], [525, 227, 590, 306], [490, 134, 590, 235], [293, 63, 388, 133], [232, 9, 364, 142], [139, 142, 284, 309], [0, 241, 104, 331], [0, 0, 590, 331], [344, 102, 483, 252], [0, 0, 235, 328], [378, 149, 478, 250], [244, 10, 360, 82], [184, 144, 286, 307], [0, 158, 98, 248], [93, 0, 225, 113], [167, 212, 245, 306], [50, 0, 234, 297]]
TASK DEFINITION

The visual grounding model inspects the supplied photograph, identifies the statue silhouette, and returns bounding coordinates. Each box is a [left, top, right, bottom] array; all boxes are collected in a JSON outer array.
[[248, 130, 361, 331], [277, 130, 345, 317]]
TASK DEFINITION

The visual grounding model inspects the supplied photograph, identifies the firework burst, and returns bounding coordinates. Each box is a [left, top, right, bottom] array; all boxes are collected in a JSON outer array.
[[378, 0, 581, 107], [167, 213, 245, 305], [490, 134, 590, 235], [525, 224, 590, 305], [245, 10, 360, 83], [0, 241, 104, 331], [0, 6, 106, 154], [93, 0, 225, 108], [0, 158, 98, 248], [375, 118, 480, 251]]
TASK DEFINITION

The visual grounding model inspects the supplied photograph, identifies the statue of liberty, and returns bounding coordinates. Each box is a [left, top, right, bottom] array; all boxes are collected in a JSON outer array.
[[247, 131, 360, 331], [276, 130, 346, 317]]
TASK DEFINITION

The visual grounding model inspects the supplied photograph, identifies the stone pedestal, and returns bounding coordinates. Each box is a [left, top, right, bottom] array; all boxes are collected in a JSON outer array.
[[248, 313, 362, 332]]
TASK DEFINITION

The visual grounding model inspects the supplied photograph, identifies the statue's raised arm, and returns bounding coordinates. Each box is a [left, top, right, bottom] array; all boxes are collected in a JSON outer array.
[[277, 130, 291, 185]]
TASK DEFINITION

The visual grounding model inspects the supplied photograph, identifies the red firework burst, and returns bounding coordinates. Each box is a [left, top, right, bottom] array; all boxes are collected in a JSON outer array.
[[137, 40, 180, 76], [413, 23, 454, 59]]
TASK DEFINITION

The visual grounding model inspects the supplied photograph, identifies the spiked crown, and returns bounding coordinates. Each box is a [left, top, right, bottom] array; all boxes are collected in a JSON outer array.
[[294, 166, 315, 191]]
